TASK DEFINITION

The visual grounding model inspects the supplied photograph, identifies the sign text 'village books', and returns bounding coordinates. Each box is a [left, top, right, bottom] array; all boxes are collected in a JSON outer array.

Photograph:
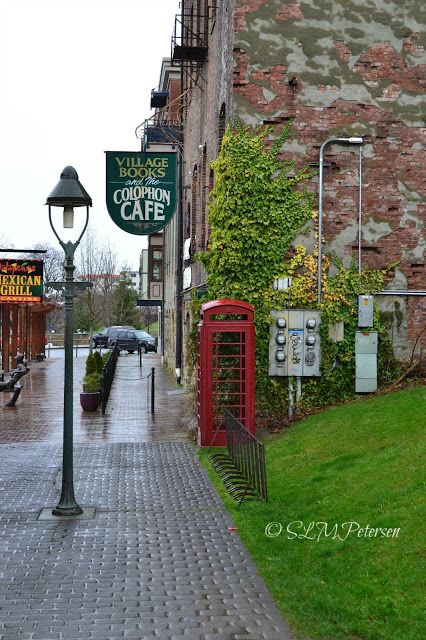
[[105, 151, 177, 235]]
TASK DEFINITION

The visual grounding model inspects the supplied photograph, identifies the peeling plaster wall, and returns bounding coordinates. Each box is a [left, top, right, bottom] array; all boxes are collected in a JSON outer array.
[[234, 0, 426, 355]]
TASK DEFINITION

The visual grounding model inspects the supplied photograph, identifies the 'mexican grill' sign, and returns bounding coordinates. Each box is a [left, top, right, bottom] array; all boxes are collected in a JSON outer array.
[[0, 259, 43, 303]]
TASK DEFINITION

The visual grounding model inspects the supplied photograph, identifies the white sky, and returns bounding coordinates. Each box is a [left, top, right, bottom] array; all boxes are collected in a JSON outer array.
[[0, 0, 180, 269]]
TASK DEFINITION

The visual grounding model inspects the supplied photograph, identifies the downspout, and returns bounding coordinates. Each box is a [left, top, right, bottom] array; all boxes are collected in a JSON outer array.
[[175, 0, 185, 385], [175, 152, 183, 385]]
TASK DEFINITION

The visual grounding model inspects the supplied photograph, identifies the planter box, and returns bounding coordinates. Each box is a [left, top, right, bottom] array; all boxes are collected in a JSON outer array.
[[80, 391, 101, 411]]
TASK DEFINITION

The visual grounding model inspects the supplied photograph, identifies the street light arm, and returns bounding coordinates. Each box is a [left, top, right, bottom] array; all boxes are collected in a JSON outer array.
[[48, 204, 64, 247], [317, 136, 363, 304], [76, 205, 90, 245], [48, 204, 90, 260]]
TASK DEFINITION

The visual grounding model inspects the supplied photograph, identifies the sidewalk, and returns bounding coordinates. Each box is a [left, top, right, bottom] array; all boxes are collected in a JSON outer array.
[[0, 353, 292, 639]]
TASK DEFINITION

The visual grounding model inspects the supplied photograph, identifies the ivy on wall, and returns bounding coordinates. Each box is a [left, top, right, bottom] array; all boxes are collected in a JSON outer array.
[[194, 123, 398, 423], [198, 122, 314, 297]]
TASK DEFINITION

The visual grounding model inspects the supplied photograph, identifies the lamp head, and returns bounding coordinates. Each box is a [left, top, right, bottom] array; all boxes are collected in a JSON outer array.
[[348, 137, 363, 144], [46, 166, 92, 209], [46, 166, 91, 238]]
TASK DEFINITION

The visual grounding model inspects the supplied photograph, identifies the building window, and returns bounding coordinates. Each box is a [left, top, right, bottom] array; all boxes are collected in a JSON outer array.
[[152, 262, 162, 281]]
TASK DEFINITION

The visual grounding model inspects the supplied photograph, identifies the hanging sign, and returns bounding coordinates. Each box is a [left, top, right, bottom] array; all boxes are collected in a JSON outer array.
[[0, 259, 43, 303], [105, 151, 177, 235]]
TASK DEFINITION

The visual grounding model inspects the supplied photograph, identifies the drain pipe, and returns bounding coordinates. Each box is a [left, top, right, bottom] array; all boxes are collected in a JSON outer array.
[[358, 145, 363, 273], [318, 136, 363, 304]]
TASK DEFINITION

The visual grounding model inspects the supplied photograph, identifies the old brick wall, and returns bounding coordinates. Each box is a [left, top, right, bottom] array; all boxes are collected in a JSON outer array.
[[234, 0, 426, 358], [177, 0, 235, 381]]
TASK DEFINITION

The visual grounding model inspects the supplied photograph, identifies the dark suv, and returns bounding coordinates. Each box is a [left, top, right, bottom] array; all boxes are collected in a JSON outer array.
[[93, 326, 135, 348], [109, 329, 157, 354]]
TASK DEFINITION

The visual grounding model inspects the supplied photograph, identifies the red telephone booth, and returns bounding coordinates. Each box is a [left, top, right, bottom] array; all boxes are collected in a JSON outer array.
[[197, 299, 255, 447]]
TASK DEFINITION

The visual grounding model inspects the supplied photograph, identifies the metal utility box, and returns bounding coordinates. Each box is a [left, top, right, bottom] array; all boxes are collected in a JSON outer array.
[[355, 331, 378, 393], [197, 299, 255, 447], [268, 309, 321, 377], [358, 295, 374, 327]]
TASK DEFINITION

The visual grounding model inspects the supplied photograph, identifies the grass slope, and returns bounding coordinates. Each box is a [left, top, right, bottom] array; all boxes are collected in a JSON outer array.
[[200, 385, 426, 640]]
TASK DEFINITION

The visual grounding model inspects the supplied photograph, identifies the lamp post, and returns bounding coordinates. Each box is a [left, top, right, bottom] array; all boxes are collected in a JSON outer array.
[[317, 136, 363, 304], [46, 166, 92, 516]]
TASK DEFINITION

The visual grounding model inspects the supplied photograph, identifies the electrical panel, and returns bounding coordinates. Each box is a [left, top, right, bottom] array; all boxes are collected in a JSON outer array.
[[358, 295, 374, 327], [355, 331, 378, 392], [268, 309, 322, 377]]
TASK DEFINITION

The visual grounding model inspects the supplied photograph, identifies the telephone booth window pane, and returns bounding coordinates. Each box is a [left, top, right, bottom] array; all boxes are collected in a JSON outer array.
[[211, 331, 247, 431]]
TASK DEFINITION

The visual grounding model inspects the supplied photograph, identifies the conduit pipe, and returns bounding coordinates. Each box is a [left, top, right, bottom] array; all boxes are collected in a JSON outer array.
[[358, 145, 363, 273], [317, 136, 363, 304], [376, 290, 426, 297]]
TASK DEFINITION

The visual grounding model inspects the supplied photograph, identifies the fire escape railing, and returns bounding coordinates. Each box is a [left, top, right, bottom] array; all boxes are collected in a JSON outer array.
[[171, 13, 208, 65]]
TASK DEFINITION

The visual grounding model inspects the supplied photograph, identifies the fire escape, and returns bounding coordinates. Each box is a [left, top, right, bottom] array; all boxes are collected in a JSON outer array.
[[171, 4, 209, 99], [136, 4, 210, 149], [171, 11, 208, 65]]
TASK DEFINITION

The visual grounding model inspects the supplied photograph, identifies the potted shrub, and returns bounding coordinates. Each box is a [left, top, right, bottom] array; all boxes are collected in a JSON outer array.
[[80, 351, 103, 411]]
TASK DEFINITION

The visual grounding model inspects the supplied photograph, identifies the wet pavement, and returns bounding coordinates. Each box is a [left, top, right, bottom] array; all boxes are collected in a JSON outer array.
[[0, 353, 292, 639], [0, 351, 188, 444]]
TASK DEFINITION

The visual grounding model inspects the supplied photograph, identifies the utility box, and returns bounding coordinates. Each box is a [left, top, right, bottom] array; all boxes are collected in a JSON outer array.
[[268, 309, 321, 377], [355, 331, 378, 393], [358, 295, 374, 327]]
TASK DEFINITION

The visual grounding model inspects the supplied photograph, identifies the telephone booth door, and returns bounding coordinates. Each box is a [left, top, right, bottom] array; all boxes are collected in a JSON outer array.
[[197, 299, 255, 447]]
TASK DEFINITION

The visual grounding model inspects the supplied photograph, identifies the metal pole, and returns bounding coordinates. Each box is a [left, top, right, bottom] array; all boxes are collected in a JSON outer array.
[[317, 137, 363, 304], [46, 167, 91, 517], [52, 242, 82, 516], [296, 376, 302, 402], [376, 290, 426, 297], [358, 146, 363, 273], [288, 379, 294, 418], [151, 366, 155, 413], [317, 141, 326, 305]]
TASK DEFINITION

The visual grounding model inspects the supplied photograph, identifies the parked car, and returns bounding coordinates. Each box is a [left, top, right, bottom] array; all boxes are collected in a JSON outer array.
[[92, 325, 136, 348], [133, 330, 157, 353], [108, 329, 157, 354]]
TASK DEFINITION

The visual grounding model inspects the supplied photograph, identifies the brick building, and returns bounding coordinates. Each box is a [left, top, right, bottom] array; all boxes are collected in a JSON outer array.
[[154, 0, 425, 381]]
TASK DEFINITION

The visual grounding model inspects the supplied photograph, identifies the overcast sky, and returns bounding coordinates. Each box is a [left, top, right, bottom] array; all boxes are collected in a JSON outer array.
[[0, 0, 180, 269]]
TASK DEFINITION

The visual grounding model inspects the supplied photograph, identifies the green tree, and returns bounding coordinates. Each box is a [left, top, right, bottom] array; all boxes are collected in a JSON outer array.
[[73, 228, 118, 335], [111, 278, 139, 326]]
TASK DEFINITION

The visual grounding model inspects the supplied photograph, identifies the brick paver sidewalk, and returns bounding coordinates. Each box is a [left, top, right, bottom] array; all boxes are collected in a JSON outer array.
[[0, 353, 292, 639]]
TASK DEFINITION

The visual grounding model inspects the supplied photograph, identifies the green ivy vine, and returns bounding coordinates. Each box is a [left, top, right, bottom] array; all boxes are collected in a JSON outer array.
[[192, 123, 399, 425]]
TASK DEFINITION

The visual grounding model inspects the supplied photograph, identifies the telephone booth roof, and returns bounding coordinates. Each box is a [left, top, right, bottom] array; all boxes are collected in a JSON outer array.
[[200, 299, 254, 317]]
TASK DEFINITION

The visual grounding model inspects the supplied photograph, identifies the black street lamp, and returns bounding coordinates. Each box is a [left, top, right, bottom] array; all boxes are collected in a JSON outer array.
[[46, 166, 92, 516]]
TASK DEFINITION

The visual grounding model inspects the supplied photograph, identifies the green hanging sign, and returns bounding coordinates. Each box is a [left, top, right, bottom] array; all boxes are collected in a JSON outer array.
[[105, 151, 177, 235]]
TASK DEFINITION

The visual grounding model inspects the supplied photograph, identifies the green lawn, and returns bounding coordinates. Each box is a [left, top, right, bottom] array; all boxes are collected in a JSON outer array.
[[199, 385, 426, 640], [143, 321, 158, 336]]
